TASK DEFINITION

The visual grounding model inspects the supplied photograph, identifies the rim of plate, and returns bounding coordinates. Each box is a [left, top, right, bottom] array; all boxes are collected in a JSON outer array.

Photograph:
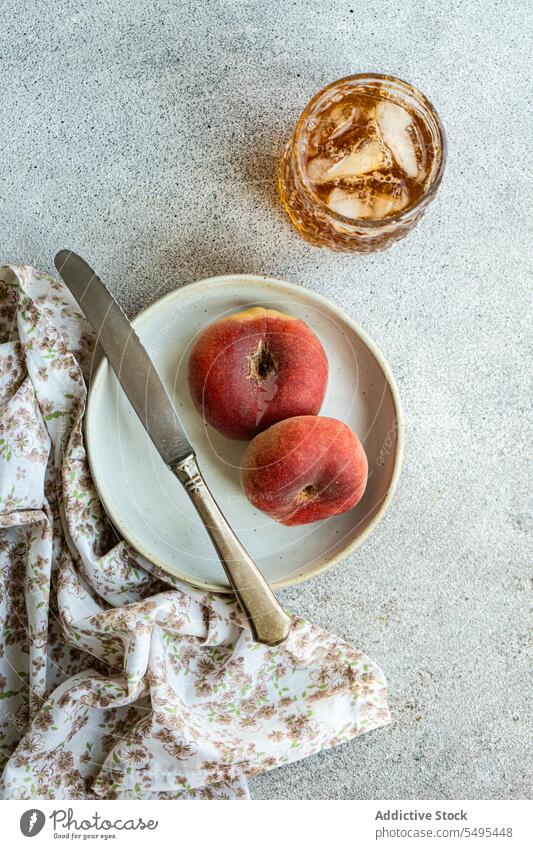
[[86, 273, 405, 592]]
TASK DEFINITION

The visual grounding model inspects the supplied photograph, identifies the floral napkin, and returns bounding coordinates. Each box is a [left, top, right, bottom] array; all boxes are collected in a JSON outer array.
[[0, 264, 390, 800]]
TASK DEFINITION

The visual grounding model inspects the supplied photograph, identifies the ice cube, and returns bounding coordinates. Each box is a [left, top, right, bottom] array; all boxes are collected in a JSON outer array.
[[323, 138, 390, 181], [327, 187, 373, 219], [376, 100, 418, 179], [306, 157, 332, 183], [311, 103, 358, 151], [372, 188, 409, 218], [328, 103, 359, 140]]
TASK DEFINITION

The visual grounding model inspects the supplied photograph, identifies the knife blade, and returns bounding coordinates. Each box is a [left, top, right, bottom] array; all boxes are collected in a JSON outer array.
[[54, 250, 292, 646], [54, 250, 193, 467]]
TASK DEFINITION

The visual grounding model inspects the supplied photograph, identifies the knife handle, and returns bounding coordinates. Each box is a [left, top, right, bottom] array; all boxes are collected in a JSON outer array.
[[172, 455, 293, 646]]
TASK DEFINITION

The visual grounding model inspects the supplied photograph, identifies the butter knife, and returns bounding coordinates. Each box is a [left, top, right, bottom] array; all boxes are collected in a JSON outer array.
[[54, 250, 292, 646]]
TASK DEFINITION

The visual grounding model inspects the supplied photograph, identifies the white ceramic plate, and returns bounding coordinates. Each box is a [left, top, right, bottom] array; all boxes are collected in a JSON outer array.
[[86, 274, 403, 591]]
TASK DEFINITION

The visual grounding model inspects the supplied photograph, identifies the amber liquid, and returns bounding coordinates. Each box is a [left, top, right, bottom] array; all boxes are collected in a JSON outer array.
[[302, 91, 436, 221]]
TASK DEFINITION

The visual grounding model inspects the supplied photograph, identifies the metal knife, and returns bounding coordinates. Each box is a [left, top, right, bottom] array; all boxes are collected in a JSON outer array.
[[54, 250, 292, 646]]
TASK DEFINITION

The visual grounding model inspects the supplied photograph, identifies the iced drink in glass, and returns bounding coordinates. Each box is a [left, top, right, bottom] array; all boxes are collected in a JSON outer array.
[[278, 74, 446, 253]]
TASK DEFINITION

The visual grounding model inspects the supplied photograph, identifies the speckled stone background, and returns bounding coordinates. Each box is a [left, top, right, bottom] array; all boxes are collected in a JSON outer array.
[[1, 0, 531, 799]]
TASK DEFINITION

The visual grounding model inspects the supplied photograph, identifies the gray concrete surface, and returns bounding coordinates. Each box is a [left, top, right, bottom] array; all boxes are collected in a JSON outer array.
[[1, 0, 531, 799]]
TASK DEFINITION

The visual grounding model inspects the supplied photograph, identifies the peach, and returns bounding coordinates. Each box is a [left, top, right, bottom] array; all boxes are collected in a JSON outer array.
[[187, 307, 328, 440], [240, 415, 368, 525]]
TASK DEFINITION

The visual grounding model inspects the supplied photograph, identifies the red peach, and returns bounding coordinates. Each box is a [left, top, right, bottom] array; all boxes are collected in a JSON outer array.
[[187, 307, 328, 440], [240, 415, 368, 525]]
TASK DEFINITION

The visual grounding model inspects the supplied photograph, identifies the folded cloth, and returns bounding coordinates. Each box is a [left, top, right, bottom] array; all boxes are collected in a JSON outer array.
[[0, 265, 390, 800]]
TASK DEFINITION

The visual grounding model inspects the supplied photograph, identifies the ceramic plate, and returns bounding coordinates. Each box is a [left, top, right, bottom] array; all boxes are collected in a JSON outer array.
[[86, 274, 403, 591]]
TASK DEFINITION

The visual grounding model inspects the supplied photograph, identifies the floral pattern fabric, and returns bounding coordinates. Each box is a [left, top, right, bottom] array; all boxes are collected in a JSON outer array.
[[0, 265, 390, 800]]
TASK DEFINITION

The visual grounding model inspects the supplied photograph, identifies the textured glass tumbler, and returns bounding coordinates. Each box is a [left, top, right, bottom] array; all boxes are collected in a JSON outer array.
[[278, 73, 447, 254]]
